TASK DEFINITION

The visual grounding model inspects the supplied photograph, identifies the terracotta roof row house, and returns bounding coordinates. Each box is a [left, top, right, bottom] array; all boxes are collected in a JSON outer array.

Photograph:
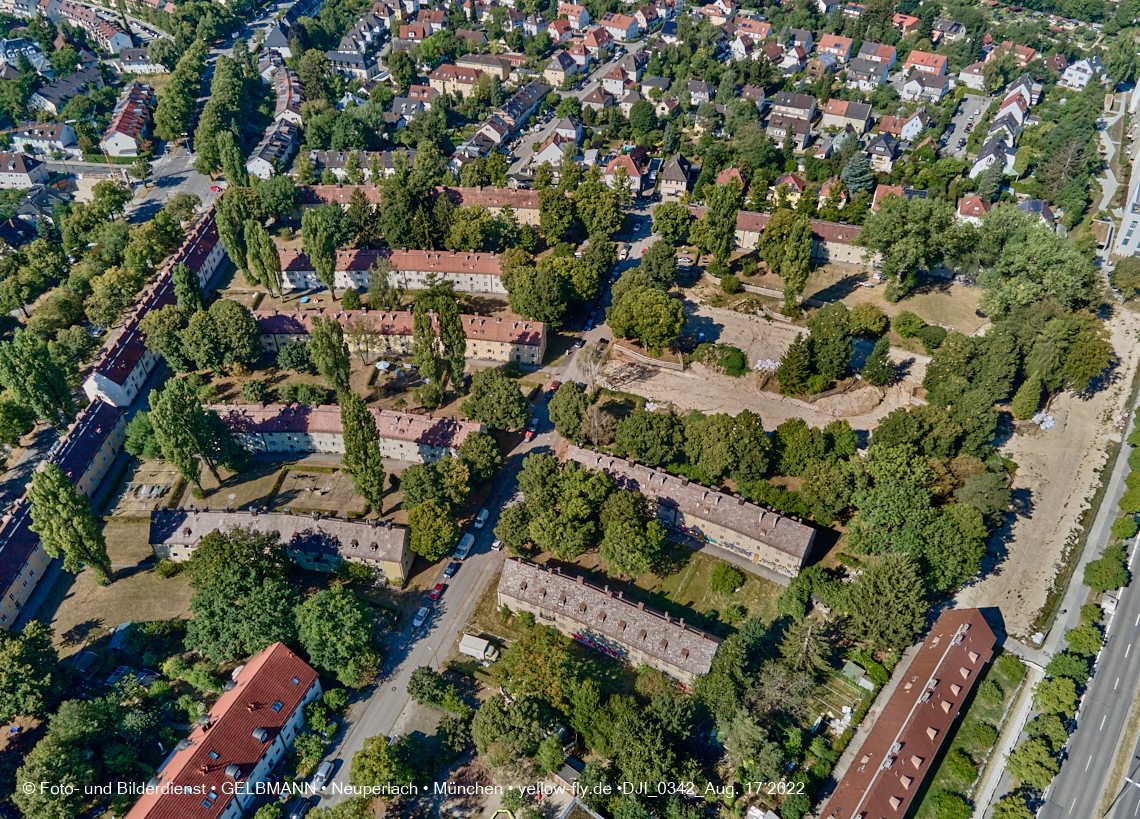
[[100, 81, 154, 158], [270, 66, 304, 124], [823, 610, 996, 819], [122, 643, 321, 819], [246, 120, 300, 180], [820, 98, 871, 133], [600, 11, 639, 39], [498, 559, 722, 684], [904, 50, 947, 75], [818, 32, 853, 62], [275, 247, 508, 295]]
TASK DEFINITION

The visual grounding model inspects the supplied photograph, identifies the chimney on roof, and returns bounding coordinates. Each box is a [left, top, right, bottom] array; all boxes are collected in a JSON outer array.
[[637, 601, 644, 610]]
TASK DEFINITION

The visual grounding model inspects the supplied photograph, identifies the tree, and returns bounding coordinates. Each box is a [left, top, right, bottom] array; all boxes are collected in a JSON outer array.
[[296, 586, 380, 687], [607, 286, 685, 351], [777, 334, 813, 395], [302, 204, 343, 293], [407, 665, 449, 706], [148, 379, 226, 488], [216, 131, 247, 187], [689, 179, 741, 264], [779, 215, 812, 314], [1010, 371, 1042, 420], [351, 734, 415, 793], [408, 499, 458, 561], [129, 156, 153, 183], [977, 161, 1004, 202], [29, 463, 112, 584], [1005, 737, 1059, 788], [309, 315, 352, 395], [1111, 257, 1140, 301], [1065, 623, 1103, 657], [492, 626, 578, 709], [340, 392, 386, 513], [458, 432, 502, 484], [653, 202, 691, 244], [124, 411, 163, 459], [277, 342, 312, 373], [639, 240, 677, 288], [857, 196, 965, 300], [172, 261, 204, 312], [843, 553, 927, 650], [0, 621, 56, 722], [387, 49, 416, 92], [461, 368, 528, 430], [244, 219, 284, 295], [549, 382, 588, 440], [599, 490, 665, 577], [861, 336, 894, 386], [166, 192, 202, 224], [1033, 676, 1078, 717], [800, 458, 857, 525], [992, 794, 1036, 819], [0, 329, 74, 424], [1084, 545, 1130, 592], [535, 734, 565, 774], [840, 153, 874, 194], [208, 299, 260, 367]]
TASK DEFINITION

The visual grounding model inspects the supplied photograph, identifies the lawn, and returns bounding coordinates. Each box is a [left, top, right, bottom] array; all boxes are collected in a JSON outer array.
[[174, 458, 283, 510], [913, 653, 1027, 818], [39, 519, 192, 658]]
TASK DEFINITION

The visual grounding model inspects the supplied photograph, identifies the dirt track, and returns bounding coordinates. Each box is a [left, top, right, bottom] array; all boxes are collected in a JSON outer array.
[[956, 309, 1140, 636]]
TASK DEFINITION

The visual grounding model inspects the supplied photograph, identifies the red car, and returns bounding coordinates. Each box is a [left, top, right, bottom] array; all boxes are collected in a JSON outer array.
[[546, 381, 561, 401], [429, 583, 445, 601], [209, 186, 222, 192]]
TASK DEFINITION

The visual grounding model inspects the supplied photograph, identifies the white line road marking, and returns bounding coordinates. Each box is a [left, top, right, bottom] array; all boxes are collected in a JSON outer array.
[[1135, 611, 1139, 626], [1134, 797, 1139, 817], [1087, 755, 1094, 771], [1102, 715, 1108, 729], [1129, 644, 1133, 658], [1072, 797, 1078, 814]]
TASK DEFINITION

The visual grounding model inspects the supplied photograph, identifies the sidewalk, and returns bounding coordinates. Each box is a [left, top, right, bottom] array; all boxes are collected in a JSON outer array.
[[973, 665, 1044, 819]]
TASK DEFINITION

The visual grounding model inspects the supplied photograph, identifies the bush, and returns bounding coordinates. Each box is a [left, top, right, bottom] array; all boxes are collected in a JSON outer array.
[[276, 227, 294, 240], [1081, 603, 1103, 625], [916, 324, 948, 353], [976, 678, 1004, 706], [719, 603, 746, 625], [740, 258, 757, 277], [849, 303, 887, 336], [944, 749, 977, 783], [930, 791, 972, 819], [155, 558, 181, 578], [1112, 516, 1139, 541], [892, 310, 926, 338], [323, 688, 348, 712], [994, 653, 1025, 682], [707, 260, 729, 278], [961, 721, 998, 747], [341, 289, 361, 309], [502, 360, 523, 379], [709, 563, 746, 594], [721, 274, 741, 294], [240, 379, 268, 403]]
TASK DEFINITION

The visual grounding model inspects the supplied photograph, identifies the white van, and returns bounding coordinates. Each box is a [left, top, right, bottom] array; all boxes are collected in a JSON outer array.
[[456, 533, 475, 559], [474, 508, 489, 529]]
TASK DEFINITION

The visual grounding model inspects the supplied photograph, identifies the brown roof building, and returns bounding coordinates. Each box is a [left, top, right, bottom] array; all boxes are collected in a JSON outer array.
[[123, 643, 321, 819], [498, 559, 722, 683], [823, 609, 996, 819], [274, 247, 507, 295], [565, 446, 815, 578], [149, 507, 413, 583]]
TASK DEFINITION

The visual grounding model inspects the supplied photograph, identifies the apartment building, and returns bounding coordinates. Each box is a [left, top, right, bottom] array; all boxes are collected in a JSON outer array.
[[29, 66, 103, 114], [10, 121, 81, 158], [255, 308, 547, 365], [497, 559, 722, 684], [83, 210, 227, 407], [565, 446, 816, 578], [428, 63, 483, 96], [823, 609, 996, 819], [0, 152, 48, 188], [271, 66, 304, 124], [150, 508, 413, 584], [303, 149, 416, 182], [246, 120, 300, 180], [210, 401, 482, 467], [116, 46, 167, 74], [688, 206, 866, 266], [100, 82, 155, 157], [276, 247, 507, 295], [123, 643, 321, 819]]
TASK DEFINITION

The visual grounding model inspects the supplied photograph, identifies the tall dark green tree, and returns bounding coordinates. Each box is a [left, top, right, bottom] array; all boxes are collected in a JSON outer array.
[[0, 329, 74, 424], [148, 379, 227, 488], [302, 204, 343, 293], [172, 261, 204, 312], [780, 215, 812, 315], [29, 463, 112, 584], [340, 391, 386, 513], [309, 315, 352, 395], [690, 179, 741, 264]]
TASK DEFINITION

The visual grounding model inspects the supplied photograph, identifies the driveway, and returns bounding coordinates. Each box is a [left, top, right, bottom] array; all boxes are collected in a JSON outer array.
[[943, 93, 992, 159]]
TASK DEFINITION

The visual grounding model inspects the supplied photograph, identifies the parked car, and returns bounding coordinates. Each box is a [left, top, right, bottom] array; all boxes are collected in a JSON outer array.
[[429, 583, 445, 601], [456, 533, 475, 559], [546, 381, 562, 400], [492, 538, 503, 551], [525, 416, 540, 440], [444, 561, 460, 578], [312, 761, 333, 791], [289, 798, 312, 819], [413, 607, 430, 627], [474, 508, 489, 529], [574, 337, 585, 348]]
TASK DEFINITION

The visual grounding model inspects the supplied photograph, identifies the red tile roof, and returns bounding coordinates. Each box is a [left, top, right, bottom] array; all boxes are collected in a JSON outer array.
[[823, 610, 996, 819], [256, 308, 544, 348], [277, 247, 504, 278], [124, 643, 318, 819]]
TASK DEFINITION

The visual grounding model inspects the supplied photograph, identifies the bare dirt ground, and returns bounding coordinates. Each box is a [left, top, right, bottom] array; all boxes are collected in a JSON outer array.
[[40, 519, 192, 658], [600, 302, 926, 433], [107, 462, 182, 515], [956, 309, 1140, 637]]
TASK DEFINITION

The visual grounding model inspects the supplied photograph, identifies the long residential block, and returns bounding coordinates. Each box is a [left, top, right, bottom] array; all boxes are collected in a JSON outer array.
[[276, 247, 507, 295], [208, 402, 484, 464], [149, 507, 413, 584], [301, 184, 542, 226], [497, 558, 722, 684], [823, 609, 996, 819], [83, 208, 227, 408], [688, 206, 866, 266], [255, 308, 547, 366], [565, 446, 816, 579], [123, 642, 322, 819]]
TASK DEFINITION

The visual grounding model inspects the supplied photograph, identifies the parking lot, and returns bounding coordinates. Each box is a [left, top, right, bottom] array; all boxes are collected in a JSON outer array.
[[943, 93, 992, 158]]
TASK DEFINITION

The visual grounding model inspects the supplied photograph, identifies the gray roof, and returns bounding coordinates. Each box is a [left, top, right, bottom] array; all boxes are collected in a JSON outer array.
[[659, 154, 690, 184], [866, 133, 897, 156], [149, 508, 409, 564], [263, 24, 290, 49], [31, 66, 102, 108], [565, 445, 816, 564], [499, 558, 722, 678], [641, 75, 670, 89]]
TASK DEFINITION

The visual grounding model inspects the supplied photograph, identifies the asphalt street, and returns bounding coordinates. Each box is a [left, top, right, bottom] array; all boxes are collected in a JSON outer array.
[[946, 93, 992, 159], [508, 39, 651, 176], [1035, 401, 1140, 819]]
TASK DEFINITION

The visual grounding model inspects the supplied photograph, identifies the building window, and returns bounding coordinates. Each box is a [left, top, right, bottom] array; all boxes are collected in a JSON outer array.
[[209, 751, 219, 760], [273, 700, 283, 712]]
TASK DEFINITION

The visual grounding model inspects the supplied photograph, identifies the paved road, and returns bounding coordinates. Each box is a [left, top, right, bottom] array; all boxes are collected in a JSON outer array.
[[944, 93, 991, 160], [508, 39, 651, 175], [1034, 400, 1140, 819]]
